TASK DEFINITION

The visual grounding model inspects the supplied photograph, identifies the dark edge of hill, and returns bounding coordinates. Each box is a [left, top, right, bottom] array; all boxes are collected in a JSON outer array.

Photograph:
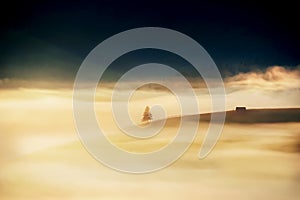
[[163, 108, 300, 124]]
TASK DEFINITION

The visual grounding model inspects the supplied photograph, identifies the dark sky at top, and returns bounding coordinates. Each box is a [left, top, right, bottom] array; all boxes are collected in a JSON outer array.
[[0, 0, 299, 81]]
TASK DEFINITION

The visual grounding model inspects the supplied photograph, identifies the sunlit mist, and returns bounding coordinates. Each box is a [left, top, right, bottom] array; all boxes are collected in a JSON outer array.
[[0, 66, 299, 199]]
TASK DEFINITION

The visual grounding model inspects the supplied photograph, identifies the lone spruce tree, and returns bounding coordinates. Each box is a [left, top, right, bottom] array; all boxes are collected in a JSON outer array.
[[142, 106, 152, 123]]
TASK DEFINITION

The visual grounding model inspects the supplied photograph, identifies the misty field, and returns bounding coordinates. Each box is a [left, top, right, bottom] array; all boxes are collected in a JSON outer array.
[[0, 88, 300, 200]]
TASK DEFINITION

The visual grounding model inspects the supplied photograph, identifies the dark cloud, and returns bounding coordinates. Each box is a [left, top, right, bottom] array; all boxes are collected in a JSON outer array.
[[0, 1, 299, 81]]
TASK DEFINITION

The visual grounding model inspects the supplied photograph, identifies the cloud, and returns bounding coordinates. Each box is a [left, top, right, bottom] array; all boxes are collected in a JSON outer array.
[[225, 66, 300, 91], [0, 78, 73, 89], [1, 65, 300, 93]]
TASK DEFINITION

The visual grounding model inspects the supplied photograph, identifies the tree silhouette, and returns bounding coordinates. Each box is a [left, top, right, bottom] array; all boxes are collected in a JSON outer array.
[[142, 106, 152, 123]]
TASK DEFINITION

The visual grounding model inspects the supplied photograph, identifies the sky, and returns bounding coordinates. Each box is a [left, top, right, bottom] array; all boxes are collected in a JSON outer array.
[[0, 0, 300, 83]]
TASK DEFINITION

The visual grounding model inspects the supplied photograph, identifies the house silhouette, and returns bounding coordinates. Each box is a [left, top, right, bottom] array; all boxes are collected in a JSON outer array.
[[236, 107, 246, 112]]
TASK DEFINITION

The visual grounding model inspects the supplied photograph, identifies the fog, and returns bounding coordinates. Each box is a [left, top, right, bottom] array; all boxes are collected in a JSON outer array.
[[0, 90, 299, 199], [0, 66, 299, 199]]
